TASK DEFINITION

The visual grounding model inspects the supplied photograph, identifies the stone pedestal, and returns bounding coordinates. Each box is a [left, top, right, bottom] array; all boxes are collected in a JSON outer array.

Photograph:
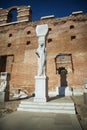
[[34, 76, 48, 102], [34, 24, 48, 103], [0, 92, 5, 108]]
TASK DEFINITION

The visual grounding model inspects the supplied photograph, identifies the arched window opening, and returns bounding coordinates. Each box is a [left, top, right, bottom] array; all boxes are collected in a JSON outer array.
[[55, 54, 72, 74], [7, 9, 18, 23]]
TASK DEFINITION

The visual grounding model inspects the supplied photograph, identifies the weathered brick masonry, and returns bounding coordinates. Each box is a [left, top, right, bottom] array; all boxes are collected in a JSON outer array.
[[0, 6, 87, 95]]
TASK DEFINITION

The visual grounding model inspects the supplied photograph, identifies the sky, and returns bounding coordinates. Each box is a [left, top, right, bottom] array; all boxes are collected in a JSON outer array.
[[0, 0, 87, 21]]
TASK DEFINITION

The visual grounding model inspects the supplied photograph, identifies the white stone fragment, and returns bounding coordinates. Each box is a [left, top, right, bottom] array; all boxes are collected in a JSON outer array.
[[72, 11, 83, 15], [41, 15, 55, 20]]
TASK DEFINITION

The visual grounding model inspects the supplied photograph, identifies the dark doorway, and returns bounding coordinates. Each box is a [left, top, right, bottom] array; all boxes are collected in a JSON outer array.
[[0, 55, 14, 73], [0, 55, 14, 101], [58, 67, 68, 96], [58, 67, 68, 87], [0, 56, 7, 72]]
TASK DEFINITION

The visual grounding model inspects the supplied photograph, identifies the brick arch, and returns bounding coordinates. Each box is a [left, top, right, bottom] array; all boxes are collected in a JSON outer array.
[[7, 6, 28, 11], [8, 6, 18, 11], [7, 6, 18, 23]]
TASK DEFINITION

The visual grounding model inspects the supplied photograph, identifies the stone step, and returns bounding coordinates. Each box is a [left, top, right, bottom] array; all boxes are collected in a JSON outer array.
[[18, 104, 75, 110], [20, 101, 74, 106], [17, 98, 75, 114], [17, 107, 75, 114]]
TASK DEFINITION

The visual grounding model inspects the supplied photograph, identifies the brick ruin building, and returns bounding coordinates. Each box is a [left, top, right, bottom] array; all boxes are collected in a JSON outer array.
[[0, 6, 87, 97]]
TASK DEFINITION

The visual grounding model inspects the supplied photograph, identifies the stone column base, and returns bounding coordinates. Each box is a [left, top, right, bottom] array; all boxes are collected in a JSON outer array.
[[34, 76, 48, 102]]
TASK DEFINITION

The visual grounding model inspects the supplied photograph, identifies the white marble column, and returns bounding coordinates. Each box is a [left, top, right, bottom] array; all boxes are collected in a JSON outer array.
[[34, 24, 48, 102]]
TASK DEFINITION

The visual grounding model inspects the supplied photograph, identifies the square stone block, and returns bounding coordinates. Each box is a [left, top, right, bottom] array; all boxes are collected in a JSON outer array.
[[34, 76, 48, 102]]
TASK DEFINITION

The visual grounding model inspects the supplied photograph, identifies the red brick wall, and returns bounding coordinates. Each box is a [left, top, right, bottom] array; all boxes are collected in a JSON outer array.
[[0, 8, 87, 95]]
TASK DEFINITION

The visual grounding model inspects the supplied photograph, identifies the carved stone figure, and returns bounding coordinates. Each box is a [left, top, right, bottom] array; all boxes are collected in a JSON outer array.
[[34, 24, 48, 102], [13, 89, 29, 99], [36, 42, 46, 76], [35, 24, 48, 76]]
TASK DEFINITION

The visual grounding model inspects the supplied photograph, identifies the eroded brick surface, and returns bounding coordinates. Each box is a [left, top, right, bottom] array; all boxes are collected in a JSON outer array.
[[0, 6, 87, 95]]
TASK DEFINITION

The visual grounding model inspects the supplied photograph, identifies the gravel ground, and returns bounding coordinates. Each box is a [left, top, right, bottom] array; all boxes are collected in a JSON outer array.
[[71, 95, 87, 130], [0, 100, 20, 118]]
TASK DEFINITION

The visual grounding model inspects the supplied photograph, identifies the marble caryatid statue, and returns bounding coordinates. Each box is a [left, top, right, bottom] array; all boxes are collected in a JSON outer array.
[[36, 42, 46, 76], [34, 24, 48, 102], [36, 24, 48, 76]]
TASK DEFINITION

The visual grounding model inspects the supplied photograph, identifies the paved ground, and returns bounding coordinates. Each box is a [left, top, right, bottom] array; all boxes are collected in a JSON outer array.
[[0, 111, 82, 130], [0, 95, 87, 130]]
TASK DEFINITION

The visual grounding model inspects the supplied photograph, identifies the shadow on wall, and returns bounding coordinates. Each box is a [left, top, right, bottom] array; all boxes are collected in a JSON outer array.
[[4, 73, 10, 101], [57, 67, 68, 96]]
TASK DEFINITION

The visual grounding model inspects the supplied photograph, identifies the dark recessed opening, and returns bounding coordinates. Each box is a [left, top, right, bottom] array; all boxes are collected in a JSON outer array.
[[48, 38, 52, 43], [27, 31, 31, 34], [70, 25, 74, 29], [49, 28, 52, 31], [9, 33, 12, 37], [71, 36, 76, 40], [7, 9, 18, 23], [7, 43, 12, 47], [26, 41, 30, 45]]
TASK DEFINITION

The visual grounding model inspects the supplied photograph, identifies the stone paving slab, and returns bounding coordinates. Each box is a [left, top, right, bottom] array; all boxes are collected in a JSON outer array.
[[0, 111, 82, 130]]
